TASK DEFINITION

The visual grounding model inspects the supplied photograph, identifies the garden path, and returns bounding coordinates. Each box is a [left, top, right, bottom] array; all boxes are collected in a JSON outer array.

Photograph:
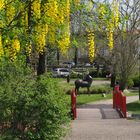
[[64, 96, 140, 140]]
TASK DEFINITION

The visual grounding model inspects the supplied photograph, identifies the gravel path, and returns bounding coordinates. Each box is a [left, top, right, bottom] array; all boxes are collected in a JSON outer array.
[[64, 96, 140, 140]]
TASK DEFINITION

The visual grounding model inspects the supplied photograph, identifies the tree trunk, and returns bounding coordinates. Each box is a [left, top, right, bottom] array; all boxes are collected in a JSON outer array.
[[110, 73, 116, 88], [26, 2, 31, 65], [96, 64, 100, 77], [57, 49, 60, 66], [37, 52, 46, 75], [74, 47, 78, 65], [120, 78, 128, 91]]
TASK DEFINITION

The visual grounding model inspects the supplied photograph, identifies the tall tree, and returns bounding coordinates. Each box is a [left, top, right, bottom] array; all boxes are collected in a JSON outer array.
[[114, 0, 140, 90]]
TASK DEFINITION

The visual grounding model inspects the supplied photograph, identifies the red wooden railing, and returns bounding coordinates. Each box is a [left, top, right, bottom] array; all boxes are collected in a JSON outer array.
[[113, 86, 127, 118], [71, 90, 77, 119]]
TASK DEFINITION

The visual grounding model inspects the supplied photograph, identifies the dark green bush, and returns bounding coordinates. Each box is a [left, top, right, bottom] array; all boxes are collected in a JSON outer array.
[[132, 75, 139, 87], [127, 78, 134, 88], [70, 70, 83, 79], [0, 58, 70, 140]]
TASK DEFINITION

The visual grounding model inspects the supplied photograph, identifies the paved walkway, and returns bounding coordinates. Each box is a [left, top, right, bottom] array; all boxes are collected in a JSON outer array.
[[64, 96, 140, 140]]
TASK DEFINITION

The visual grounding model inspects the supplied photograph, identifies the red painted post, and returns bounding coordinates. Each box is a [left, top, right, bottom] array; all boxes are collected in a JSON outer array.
[[113, 87, 127, 118], [71, 90, 77, 119], [113, 91, 115, 108]]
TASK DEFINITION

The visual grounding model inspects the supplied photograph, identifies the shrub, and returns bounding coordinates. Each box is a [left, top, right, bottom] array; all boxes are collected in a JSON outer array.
[[132, 75, 139, 87], [70, 70, 83, 79], [0, 58, 70, 140], [127, 78, 134, 88]]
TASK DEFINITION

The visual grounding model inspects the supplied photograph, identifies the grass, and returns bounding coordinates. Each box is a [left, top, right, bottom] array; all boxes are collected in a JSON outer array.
[[76, 94, 112, 106], [76, 92, 138, 106], [127, 100, 140, 114], [55, 78, 139, 106]]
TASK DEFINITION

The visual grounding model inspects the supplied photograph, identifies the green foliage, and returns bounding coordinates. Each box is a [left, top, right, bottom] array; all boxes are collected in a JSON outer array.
[[70, 70, 83, 79], [127, 100, 140, 114], [77, 86, 111, 94], [0, 58, 70, 140], [127, 78, 134, 88], [132, 74, 140, 87], [76, 94, 112, 106]]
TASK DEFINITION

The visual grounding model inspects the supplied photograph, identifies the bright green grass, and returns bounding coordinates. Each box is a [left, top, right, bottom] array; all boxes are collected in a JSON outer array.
[[55, 78, 139, 106], [76, 94, 112, 106], [127, 100, 140, 114], [76, 92, 138, 106]]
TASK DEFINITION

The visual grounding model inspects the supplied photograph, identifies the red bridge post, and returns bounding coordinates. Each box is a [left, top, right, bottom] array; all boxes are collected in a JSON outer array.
[[71, 90, 77, 119], [113, 87, 127, 118]]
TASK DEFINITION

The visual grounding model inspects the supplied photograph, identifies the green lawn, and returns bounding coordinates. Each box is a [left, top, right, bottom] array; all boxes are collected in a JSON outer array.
[[76, 92, 138, 106], [127, 100, 140, 114], [55, 78, 139, 106], [76, 94, 112, 106]]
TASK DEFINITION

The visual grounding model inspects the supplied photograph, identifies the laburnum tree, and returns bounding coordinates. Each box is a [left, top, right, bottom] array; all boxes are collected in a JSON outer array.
[[0, 0, 120, 75], [0, 0, 80, 75], [70, 0, 120, 64]]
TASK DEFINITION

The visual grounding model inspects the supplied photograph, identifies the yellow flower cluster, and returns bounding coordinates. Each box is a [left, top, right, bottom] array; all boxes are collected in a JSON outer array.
[[57, 0, 71, 53], [58, 33, 70, 54], [35, 24, 48, 54], [0, 34, 4, 57], [87, 30, 95, 62], [44, 0, 58, 22], [107, 22, 113, 51], [65, 0, 70, 19], [115, 1, 119, 28], [48, 25, 56, 44], [97, 3, 106, 20], [57, 16, 71, 54], [0, 0, 4, 10], [6, 4, 15, 23], [9, 38, 20, 61], [26, 42, 32, 56], [57, 3, 65, 24], [31, 0, 41, 19], [112, 0, 119, 28], [106, 0, 119, 51], [21, 11, 28, 28]]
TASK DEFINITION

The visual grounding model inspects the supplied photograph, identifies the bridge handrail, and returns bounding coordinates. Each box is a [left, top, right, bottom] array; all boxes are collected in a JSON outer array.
[[71, 90, 77, 119], [113, 87, 127, 118]]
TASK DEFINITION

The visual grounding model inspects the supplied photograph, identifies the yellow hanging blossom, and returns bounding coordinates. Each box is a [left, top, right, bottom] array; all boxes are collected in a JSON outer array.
[[58, 19, 71, 54], [87, 29, 95, 62], [21, 11, 28, 28], [97, 3, 106, 20], [36, 33, 46, 54], [44, 0, 58, 22], [112, 0, 119, 28], [115, 1, 119, 28], [35, 24, 48, 54], [4, 38, 20, 61], [31, 0, 41, 19], [65, 0, 70, 19], [13, 39, 20, 53], [26, 42, 32, 56], [0, 34, 4, 57], [107, 22, 114, 51], [57, 3, 65, 24], [48, 25, 56, 44], [0, 0, 4, 10], [58, 33, 70, 54], [9, 38, 20, 60], [6, 3, 15, 23]]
